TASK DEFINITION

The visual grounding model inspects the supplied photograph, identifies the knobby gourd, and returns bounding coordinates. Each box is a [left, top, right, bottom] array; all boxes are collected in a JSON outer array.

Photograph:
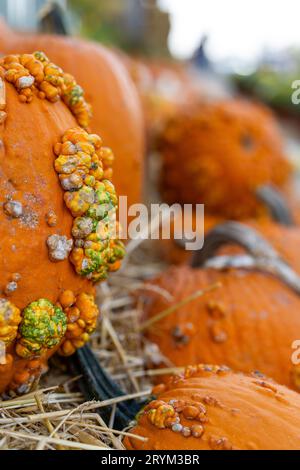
[[139, 223, 300, 390], [124, 365, 300, 450], [0, 18, 144, 210], [158, 99, 291, 219], [0, 51, 125, 395]]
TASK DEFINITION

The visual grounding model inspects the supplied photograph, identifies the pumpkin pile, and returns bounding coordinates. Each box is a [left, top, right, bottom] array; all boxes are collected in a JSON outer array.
[[140, 222, 300, 391], [1, 18, 300, 452], [0, 51, 125, 395]]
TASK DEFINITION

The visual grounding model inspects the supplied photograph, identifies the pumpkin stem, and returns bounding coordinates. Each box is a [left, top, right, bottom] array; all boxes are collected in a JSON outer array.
[[190, 221, 300, 294], [191, 221, 278, 265], [256, 184, 294, 226], [69, 345, 143, 429]]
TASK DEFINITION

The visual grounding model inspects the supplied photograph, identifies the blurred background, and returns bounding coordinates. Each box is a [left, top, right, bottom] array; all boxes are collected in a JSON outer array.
[[2, 0, 300, 206], [2, 0, 300, 117]]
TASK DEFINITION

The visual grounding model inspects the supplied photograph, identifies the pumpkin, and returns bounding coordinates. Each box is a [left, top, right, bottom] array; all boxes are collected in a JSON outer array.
[[157, 186, 295, 265], [156, 211, 224, 265], [121, 55, 203, 144], [0, 19, 144, 210], [206, 219, 300, 273], [139, 222, 300, 390], [0, 51, 124, 395], [124, 364, 300, 450], [158, 99, 291, 219]]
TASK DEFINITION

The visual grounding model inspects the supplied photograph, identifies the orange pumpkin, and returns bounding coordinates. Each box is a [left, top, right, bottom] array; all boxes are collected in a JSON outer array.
[[124, 364, 300, 450], [123, 54, 209, 151], [215, 219, 300, 273], [122, 55, 203, 144], [0, 19, 144, 210], [0, 51, 124, 395], [139, 223, 300, 390], [156, 211, 271, 265], [159, 213, 300, 266], [156, 184, 295, 265], [158, 99, 291, 219], [154, 211, 221, 265]]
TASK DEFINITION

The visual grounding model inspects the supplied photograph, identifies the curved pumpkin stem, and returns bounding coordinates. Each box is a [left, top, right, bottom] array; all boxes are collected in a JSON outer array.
[[191, 221, 278, 266], [256, 184, 294, 226], [190, 221, 300, 294]]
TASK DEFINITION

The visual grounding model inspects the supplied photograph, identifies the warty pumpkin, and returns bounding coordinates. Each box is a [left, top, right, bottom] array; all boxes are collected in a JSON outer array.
[[124, 364, 300, 450], [0, 51, 124, 395], [158, 99, 291, 219], [139, 222, 300, 390], [0, 19, 144, 210]]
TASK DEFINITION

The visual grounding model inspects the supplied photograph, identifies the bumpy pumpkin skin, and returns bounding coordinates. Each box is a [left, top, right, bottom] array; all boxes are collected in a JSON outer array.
[[0, 52, 124, 395], [158, 100, 291, 219], [124, 365, 300, 450], [0, 73, 94, 308], [141, 265, 300, 390], [0, 21, 144, 209]]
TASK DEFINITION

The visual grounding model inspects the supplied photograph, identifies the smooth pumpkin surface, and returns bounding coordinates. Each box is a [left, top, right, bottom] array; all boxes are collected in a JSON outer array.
[[0, 21, 144, 209], [124, 365, 300, 450], [141, 264, 300, 390], [158, 99, 291, 218]]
